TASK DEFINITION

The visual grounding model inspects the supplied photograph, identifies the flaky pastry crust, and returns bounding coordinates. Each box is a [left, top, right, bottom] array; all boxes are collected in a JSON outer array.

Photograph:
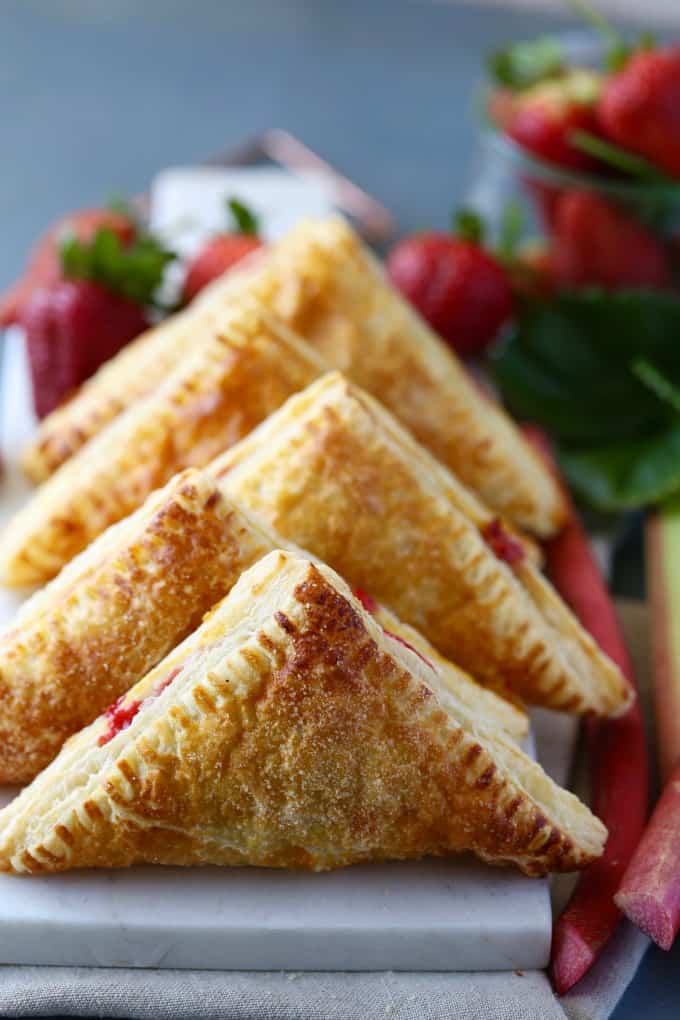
[[0, 469, 276, 783], [0, 300, 326, 586], [20, 272, 247, 483], [0, 552, 605, 877], [19, 218, 564, 538], [212, 373, 632, 717], [240, 218, 566, 537]]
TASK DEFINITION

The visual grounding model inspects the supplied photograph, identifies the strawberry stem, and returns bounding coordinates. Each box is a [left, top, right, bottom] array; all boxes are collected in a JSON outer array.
[[570, 129, 668, 180], [227, 197, 259, 236], [453, 208, 485, 245], [496, 203, 524, 263], [488, 36, 564, 90], [60, 227, 176, 307]]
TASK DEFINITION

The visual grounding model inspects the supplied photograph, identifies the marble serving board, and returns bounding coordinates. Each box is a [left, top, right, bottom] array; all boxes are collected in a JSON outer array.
[[0, 213, 579, 970]]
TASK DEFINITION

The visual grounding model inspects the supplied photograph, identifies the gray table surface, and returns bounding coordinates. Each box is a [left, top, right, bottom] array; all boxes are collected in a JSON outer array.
[[1, 1, 678, 1016]]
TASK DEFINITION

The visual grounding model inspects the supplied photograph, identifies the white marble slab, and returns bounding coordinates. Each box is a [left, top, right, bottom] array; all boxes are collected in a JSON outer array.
[[0, 254, 576, 972], [0, 798, 551, 971]]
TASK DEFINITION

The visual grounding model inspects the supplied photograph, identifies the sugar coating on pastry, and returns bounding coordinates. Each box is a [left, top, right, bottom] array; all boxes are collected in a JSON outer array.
[[0, 550, 605, 877], [0, 468, 278, 783], [212, 372, 632, 718], [0, 298, 326, 586], [239, 217, 566, 537]]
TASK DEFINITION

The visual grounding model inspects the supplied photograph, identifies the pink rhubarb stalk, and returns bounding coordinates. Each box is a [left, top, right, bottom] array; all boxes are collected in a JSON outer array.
[[614, 500, 680, 950], [524, 427, 648, 995]]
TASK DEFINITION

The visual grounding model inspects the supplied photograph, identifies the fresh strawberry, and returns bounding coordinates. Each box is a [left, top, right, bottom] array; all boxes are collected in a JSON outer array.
[[183, 197, 263, 303], [183, 234, 262, 302], [493, 70, 602, 172], [0, 209, 135, 328], [20, 225, 173, 419], [552, 190, 671, 289], [22, 281, 148, 419], [598, 47, 680, 179], [387, 216, 513, 357]]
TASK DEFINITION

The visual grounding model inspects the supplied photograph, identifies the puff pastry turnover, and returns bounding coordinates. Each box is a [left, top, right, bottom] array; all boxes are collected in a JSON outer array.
[[20, 218, 564, 538], [0, 464, 526, 783], [240, 218, 565, 537], [0, 550, 605, 877], [0, 300, 326, 586], [211, 373, 632, 717], [0, 469, 276, 783], [20, 271, 247, 483]]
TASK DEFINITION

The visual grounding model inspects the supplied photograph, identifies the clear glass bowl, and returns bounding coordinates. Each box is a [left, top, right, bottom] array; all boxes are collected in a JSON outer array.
[[466, 32, 680, 267]]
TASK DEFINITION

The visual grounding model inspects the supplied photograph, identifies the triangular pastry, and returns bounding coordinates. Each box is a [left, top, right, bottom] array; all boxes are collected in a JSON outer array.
[[0, 469, 276, 783], [20, 270, 250, 483], [20, 218, 564, 538], [240, 218, 565, 537], [0, 468, 526, 783], [211, 373, 632, 717], [0, 300, 326, 586], [0, 550, 605, 877]]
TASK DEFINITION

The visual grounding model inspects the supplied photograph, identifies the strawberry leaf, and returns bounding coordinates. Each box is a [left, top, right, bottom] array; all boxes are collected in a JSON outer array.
[[60, 228, 176, 307], [488, 36, 564, 90], [496, 203, 524, 263], [570, 130, 669, 181], [492, 290, 680, 509], [453, 208, 485, 245], [227, 197, 259, 236]]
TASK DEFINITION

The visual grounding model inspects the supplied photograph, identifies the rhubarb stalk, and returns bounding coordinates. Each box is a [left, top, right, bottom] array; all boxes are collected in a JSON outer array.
[[524, 428, 648, 995], [614, 497, 680, 950]]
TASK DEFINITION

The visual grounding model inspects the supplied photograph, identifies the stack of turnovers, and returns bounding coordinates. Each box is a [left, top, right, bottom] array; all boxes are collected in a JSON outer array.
[[0, 298, 326, 585], [211, 373, 632, 719], [9, 218, 566, 588], [0, 217, 629, 880], [0, 551, 606, 877], [0, 469, 526, 785]]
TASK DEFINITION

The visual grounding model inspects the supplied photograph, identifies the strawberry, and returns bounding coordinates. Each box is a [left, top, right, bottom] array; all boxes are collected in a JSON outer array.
[[20, 225, 174, 419], [492, 70, 602, 172], [23, 282, 148, 419], [183, 197, 263, 303], [0, 209, 135, 328], [387, 215, 513, 357], [598, 47, 680, 179], [552, 190, 671, 290]]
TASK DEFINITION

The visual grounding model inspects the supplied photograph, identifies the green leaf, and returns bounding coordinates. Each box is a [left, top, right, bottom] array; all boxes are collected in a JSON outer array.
[[227, 197, 259, 236], [632, 358, 680, 415], [59, 227, 176, 308], [561, 427, 680, 510], [570, 130, 669, 181], [492, 290, 680, 510], [496, 203, 524, 262], [453, 208, 485, 245], [488, 36, 563, 90]]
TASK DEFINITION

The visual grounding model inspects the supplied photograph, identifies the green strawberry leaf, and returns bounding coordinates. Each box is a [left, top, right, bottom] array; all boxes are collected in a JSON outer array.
[[492, 290, 680, 509], [496, 203, 524, 263], [570, 130, 669, 182], [453, 208, 485, 245], [60, 228, 176, 307], [561, 427, 680, 510], [488, 36, 564, 90], [227, 197, 259, 236]]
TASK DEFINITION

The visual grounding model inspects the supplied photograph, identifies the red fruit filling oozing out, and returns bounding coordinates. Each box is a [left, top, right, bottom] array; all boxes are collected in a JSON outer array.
[[352, 588, 437, 674], [97, 666, 183, 746], [481, 518, 526, 566]]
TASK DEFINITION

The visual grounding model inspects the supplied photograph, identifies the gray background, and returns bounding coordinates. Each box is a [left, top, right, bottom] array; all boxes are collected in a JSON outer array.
[[0, 0, 677, 1016]]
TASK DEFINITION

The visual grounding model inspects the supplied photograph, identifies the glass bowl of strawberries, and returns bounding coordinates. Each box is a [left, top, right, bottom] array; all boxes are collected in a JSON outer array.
[[444, 11, 680, 516], [472, 20, 680, 298]]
